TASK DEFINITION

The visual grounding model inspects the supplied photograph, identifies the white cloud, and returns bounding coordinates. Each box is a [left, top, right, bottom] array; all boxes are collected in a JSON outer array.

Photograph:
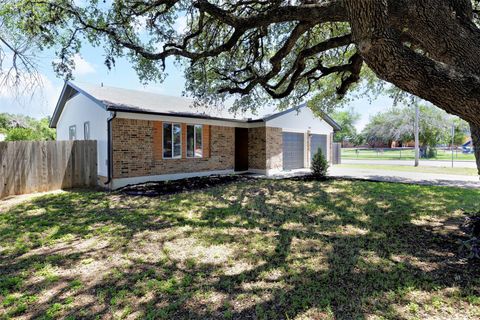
[[72, 54, 96, 76]]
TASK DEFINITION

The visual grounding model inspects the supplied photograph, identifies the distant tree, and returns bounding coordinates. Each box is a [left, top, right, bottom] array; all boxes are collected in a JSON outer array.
[[362, 108, 406, 148], [5, 127, 36, 141], [452, 118, 470, 146], [0, 113, 55, 141], [362, 105, 468, 158], [0, 114, 9, 129], [331, 108, 361, 146], [30, 117, 56, 141]]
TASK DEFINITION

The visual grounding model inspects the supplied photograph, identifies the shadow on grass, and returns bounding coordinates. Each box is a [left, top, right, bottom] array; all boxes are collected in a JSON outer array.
[[0, 180, 479, 319]]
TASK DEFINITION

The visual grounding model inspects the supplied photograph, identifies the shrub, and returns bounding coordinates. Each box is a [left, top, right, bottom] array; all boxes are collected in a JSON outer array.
[[311, 147, 329, 178], [5, 127, 37, 141]]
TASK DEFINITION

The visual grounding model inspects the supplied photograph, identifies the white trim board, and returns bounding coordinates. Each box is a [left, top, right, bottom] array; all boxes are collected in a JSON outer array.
[[115, 112, 265, 128]]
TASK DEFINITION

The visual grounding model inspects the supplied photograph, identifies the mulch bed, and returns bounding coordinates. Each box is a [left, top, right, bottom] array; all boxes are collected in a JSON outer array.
[[117, 174, 256, 197]]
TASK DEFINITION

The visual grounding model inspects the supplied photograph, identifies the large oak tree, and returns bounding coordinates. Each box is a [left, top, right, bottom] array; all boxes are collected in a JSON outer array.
[[1, 0, 480, 173]]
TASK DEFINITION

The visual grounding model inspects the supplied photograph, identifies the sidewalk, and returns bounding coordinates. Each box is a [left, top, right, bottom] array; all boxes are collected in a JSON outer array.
[[329, 166, 479, 189], [342, 159, 477, 168]]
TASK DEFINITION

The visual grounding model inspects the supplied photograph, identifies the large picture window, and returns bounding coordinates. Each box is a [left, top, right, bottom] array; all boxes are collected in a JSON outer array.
[[187, 125, 203, 158], [163, 123, 182, 158]]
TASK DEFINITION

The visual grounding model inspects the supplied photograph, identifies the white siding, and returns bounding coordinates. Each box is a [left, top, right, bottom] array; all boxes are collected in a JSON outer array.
[[56, 93, 109, 177], [265, 107, 334, 134], [266, 107, 334, 167]]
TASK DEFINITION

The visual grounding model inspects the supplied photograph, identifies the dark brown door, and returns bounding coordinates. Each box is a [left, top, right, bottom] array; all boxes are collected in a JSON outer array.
[[235, 128, 249, 171]]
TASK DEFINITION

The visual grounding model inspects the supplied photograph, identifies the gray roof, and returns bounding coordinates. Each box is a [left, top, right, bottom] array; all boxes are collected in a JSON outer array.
[[50, 81, 341, 130]]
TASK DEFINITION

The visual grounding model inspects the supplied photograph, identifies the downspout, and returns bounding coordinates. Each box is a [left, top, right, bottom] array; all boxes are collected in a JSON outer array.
[[104, 111, 117, 187]]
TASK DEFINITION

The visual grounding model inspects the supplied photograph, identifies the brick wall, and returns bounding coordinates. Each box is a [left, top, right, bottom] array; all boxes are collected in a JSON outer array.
[[248, 126, 283, 171], [266, 127, 283, 170], [112, 118, 234, 179], [248, 127, 266, 170]]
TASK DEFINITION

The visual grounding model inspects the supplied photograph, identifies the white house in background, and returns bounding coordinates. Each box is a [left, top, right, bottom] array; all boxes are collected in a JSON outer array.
[[0, 133, 6, 142], [50, 81, 340, 189]]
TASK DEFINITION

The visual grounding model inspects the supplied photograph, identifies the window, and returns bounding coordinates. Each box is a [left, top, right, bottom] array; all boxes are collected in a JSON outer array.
[[187, 124, 203, 158], [69, 125, 76, 140], [84, 122, 90, 140], [163, 123, 182, 158]]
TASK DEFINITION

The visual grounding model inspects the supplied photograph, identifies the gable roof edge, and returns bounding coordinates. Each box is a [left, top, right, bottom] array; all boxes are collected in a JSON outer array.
[[262, 103, 341, 131], [49, 81, 107, 128]]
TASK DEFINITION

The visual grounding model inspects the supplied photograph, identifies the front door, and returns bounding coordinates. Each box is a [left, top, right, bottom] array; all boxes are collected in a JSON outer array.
[[235, 128, 249, 171]]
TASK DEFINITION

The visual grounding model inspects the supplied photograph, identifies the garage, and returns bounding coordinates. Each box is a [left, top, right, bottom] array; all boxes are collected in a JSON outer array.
[[282, 132, 304, 170], [310, 134, 328, 161]]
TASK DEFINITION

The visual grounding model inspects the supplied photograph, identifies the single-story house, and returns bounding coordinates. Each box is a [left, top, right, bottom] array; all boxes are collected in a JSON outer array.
[[50, 82, 340, 189]]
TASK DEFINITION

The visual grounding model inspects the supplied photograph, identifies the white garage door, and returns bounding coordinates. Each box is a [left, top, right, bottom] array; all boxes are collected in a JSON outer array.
[[283, 132, 304, 170]]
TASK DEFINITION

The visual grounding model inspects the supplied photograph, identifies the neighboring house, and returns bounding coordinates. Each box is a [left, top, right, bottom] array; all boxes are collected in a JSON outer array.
[[0, 132, 5, 142], [50, 82, 340, 189]]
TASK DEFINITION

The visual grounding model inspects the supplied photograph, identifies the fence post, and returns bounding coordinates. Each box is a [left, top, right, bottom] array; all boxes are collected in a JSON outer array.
[[332, 143, 342, 165]]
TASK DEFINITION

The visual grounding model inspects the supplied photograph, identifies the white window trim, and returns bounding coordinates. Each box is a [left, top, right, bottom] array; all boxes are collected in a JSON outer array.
[[186, 124, 204, 158], [83, 121, 90, 140], [69, 125, 76, 141], [162, 122, 182, 159]]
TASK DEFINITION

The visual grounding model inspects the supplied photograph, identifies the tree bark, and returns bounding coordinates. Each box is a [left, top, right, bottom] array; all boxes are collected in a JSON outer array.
[[345, 0, 480, 174], [470, 122, 480, 176]]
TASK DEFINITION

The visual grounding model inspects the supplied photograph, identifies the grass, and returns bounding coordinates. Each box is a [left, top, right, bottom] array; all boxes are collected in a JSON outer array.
[[338, 164, 479, 176], [342, 148, 476, 161], [0, 179, 479, 319]]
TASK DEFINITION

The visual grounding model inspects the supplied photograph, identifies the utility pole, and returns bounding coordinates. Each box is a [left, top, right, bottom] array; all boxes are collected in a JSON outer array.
[[451, 121, 455, 168], [414, 104, 420, 167]]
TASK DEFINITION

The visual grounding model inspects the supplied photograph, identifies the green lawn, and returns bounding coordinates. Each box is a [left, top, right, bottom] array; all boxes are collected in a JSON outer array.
[[342, 148, 476, 161], [1, 180, 479, 319], [338, 164, 479, 176]]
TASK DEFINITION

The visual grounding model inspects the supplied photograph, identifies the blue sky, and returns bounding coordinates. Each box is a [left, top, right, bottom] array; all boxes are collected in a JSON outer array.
[[0, 43, 394, 131]]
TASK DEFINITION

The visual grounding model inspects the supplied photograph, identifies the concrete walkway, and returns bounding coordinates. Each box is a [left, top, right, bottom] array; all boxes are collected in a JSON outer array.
[[342, 159, 477, 168], [329, 166, 480, 189], [248, 167, 479, 188]]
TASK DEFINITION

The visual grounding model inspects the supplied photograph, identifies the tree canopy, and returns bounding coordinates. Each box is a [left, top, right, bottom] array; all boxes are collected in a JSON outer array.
[[0, 113, 55, 141], [362, 105, 470, 154], [330, 108, 361, 146], [1, 0, 480, 170]]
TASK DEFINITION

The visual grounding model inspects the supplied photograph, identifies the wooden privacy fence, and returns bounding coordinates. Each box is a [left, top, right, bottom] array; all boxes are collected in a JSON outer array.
[[0, 140, 97, 199], [332, 143, 341, 165]]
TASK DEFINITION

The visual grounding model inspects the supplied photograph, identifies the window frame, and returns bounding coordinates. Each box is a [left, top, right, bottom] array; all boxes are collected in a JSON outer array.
[[69, 125, 76, 141], [162, 122, 182, 159], [83, 121, 90, 140], [186, 124, 203, 158]]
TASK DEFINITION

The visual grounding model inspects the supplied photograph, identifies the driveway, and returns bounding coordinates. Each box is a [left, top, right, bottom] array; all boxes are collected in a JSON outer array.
[[342, 159, 477, 168], [329, 166, 480, 189]]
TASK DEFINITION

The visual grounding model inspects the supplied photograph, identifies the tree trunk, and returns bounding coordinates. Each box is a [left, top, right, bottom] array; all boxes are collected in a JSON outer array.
[[345, 0, 480, 175], [470, 122, 480, 176]]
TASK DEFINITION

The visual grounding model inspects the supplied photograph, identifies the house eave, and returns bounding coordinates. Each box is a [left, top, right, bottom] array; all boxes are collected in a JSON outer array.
[[106, 105, 265, 124], [49, 81, 106, 128]]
